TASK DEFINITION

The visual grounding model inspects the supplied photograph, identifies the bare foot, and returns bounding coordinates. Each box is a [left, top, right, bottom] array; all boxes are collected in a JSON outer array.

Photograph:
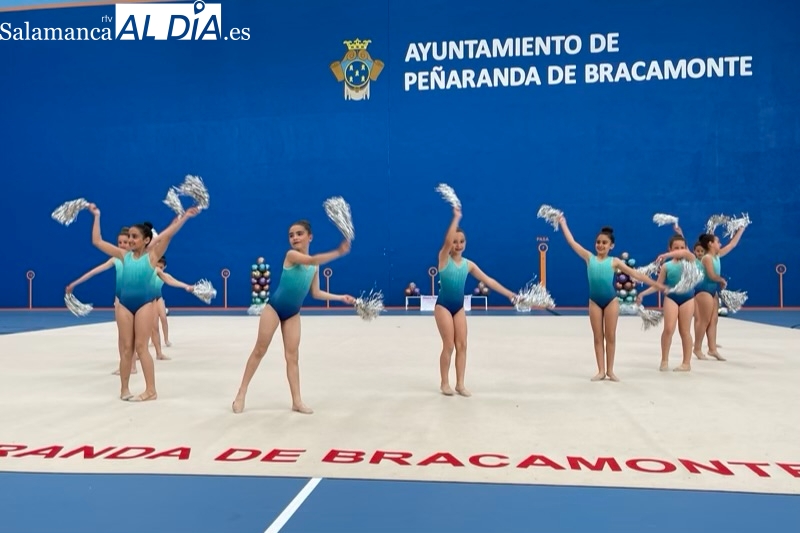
[[126, 391, 157, 402], [165, 341, 172, 347], [659, 361, 669, 371], [157, 355, 171, 361], [112, 367, 137, 375], [673, 364, 691, 372], [591, 372, 606, 381], [440, 384, 454, 396], [232, 396, 245, 414], [708, 352, 726, 361], [120, 390, 133, 401], [606, 372, 620, 382], [292, 403, 313, 414], [455, 386, 471, 397], [693, 349, 708, 360]]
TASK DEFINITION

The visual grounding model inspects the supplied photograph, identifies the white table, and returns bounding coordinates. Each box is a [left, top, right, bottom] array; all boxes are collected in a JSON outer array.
[[405, 295, 488, 311]]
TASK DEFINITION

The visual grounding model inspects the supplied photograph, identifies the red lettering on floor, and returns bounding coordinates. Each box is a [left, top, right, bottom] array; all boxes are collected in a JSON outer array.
[[147, 447, 191, 460], [369, 451, 413, 466], [13, 446, 63, 459], [261, 449, 305, 463], [105, 447, 155, 460], [517, 455, 565, 470], [626, 458, 677, 473], [776, 463, 800, 478], [215, 448, 261, 462], [322, 449, 364, 463], [0, 444, 27, 457], [59, 446, 116, 459], [417, 452, 464, 467], [728, 461, 771, 477], [679, 459, 733, 475], [567, 456, 622, 472]]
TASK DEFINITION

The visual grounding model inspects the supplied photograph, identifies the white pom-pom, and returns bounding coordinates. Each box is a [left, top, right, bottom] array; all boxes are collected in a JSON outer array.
[[51, 198, 90, 226], [652, 213, 679, 227], [323, 196, 355, 241], [178, 174, 210, 210], [353, 290, 384, 321], [635, 261, 661, 279], [668, 261, 704, 294], [720, 289, 747, 313], [163, 187, 185, 217], [724, 213, 751, 239], [536, 204, 563, 231], [190, 279, 217, 304], [247, 303, 265, 316], [637, 306, 664, 330], [64, 292, 93, 317], [435, 183, 461, 209], [705, 214, 731, 234], [514, 279, 556, 311]]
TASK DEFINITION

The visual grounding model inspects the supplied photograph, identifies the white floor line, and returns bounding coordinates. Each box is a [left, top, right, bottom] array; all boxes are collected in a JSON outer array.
[[263, 477, 323, 533]]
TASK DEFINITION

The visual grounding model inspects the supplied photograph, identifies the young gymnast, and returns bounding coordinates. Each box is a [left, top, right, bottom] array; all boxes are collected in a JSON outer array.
[[232, 220, 354, 415], [558, 216, 665, 381], [149, 255, 195, 360], [89, 204, 199, 402], [66, 226, 140, 375], [692, 226, 746, 361], [434, 207, 517, 397], [636, 234, 698, 372]]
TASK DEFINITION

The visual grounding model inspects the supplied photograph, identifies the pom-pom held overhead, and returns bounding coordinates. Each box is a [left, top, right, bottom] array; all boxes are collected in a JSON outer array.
[[514, 279, 556, 312], [190, 279, 217, 304], [64, 292, 92, 317], [354, 290, 385, 321], [724, 213, 751, 239], [177, 174, 210, 210], [668, 261, 704, 294], [652, 213, 679, 227], [51, 198, 90, 226], [705, 214, 731, 234], [537, 204, 563, 231], [162, 187, 185, 217], [720, 289, 747, 313], [435, 183, 461, 209], [323, 196, 355, 241]]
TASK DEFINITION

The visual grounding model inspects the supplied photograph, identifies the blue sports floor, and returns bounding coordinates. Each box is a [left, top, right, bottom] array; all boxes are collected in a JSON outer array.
[[1, 308, 798, 533]]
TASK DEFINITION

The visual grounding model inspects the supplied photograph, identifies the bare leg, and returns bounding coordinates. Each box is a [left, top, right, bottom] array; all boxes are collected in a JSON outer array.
[[693, 292, 713, 360], [127, 301, 158, 402], [660, 298, 679, 371], [452, 309, 470, 397], [232, 305, 280, 413], [280, 314, 312, 414], [588, 300, 606, 381], [434, 305, 456, 395], [115, 305, 135, 400], [674, 299, 695, 371], [707, 294, 725, 360], [603, 299, 620, 381], [151, 308, 168, 360], [158, 298, 170, 346]]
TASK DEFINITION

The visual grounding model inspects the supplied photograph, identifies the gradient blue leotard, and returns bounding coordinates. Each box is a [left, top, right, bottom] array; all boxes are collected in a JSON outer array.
[[269, 263, 317, 321], [695, 255, 721, 296], [664, 260, 694, 306], [436, 256, 469, 315], [588, 255, 616, 309], [113, 258, 123, 299], [154, 274, 165, 299], [117, 252, 159, 314]]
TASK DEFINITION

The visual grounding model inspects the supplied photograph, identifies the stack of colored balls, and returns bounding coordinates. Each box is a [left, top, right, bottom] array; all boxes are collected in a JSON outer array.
[[615, 251, 638, 305], [404, 282, 421, 296], [473, 281, 489, 296], [251, 257, 270, 306]]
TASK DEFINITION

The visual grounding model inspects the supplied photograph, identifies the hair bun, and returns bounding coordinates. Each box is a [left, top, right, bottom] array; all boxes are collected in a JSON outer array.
[[143, 221, 154, 230], [601, 226, 614, 234]]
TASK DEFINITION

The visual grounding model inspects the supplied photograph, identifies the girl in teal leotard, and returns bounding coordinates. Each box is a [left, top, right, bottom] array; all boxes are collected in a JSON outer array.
[[434, 207, 517, 397], [89, 203, 199, 403], [692, 226, 746, 361], [559, 215, 665, 382], [232, 219, 354, 415], [149, 255, 196, 361], [66, 226, 144, 376], [637, 234, 698, 372]]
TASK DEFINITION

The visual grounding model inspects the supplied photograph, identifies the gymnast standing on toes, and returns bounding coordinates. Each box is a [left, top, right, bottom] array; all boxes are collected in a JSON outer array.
[[434, 207, 517, 397], [692, 227, 746, 361], [558, 216, 665, 382], [89, 204, 199, 402], [636, 234, 698, 372], [232, 220, 354, 415], [66, 225, 142, 376], [150, 256, 195, 361]]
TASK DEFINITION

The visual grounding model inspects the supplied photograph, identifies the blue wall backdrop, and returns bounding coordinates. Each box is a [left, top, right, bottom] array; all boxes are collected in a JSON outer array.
[[0, 0, 798, 309]]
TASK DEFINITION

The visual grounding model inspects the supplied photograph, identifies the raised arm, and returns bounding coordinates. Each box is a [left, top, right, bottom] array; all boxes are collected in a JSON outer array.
[[467, 261, 516, 302], [656, 249, 696, 263], [148, 207, 199, 262], [719, 226, 746, 257], [614, 258, 665, 290], [66, 258, 115, 293], [309, 267, 355, 303], [635, 266, 666, 304], [285, 240, 351, 267], [157, 270, 192, 291], [438, 207, 462, 268], [558, 216, 592, 262], [89, 204, 126, 260]]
